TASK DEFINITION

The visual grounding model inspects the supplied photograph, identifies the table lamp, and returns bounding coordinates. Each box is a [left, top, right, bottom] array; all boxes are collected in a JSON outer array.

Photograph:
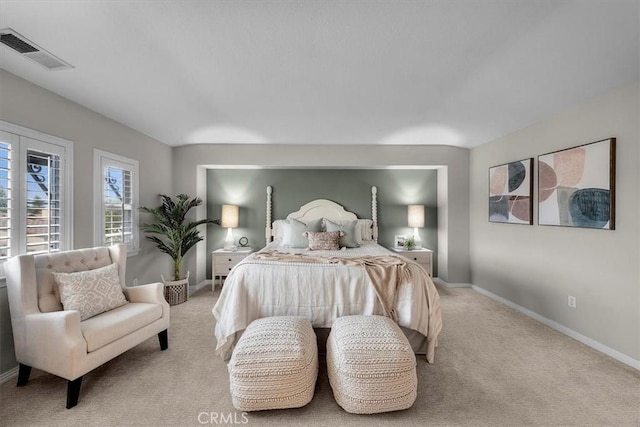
[[221, 204, 239, 250], [407, 204, 424, 249]]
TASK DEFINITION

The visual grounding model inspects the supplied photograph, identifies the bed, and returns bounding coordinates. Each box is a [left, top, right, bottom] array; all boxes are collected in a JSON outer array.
[[212, 186, 442, 362]]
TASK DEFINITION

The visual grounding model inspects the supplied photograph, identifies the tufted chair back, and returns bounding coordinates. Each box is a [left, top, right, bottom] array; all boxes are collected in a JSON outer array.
[[30, 245, 127, 313]]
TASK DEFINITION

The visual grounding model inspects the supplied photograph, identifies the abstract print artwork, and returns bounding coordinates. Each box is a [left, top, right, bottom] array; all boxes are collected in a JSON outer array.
[[489, 158, 533, 224], [538, 138, 615, 229]]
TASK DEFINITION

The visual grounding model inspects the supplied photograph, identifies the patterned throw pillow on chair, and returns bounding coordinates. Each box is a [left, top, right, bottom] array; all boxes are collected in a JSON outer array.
[[52, 263, 128, 321]]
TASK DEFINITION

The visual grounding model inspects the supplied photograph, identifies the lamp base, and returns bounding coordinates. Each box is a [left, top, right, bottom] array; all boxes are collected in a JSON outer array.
[[224, 228, 237, 251], [413, 227, 422, 249]]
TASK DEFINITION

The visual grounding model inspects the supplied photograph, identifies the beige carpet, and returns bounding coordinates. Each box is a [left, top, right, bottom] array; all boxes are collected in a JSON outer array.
[[1, 286, 638, 426]]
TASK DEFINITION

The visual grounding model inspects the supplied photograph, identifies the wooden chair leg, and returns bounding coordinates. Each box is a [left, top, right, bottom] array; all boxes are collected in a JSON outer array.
[[66, 377, 83, 409], [17, 364, 31, 386], [158, 329, 168, 350]]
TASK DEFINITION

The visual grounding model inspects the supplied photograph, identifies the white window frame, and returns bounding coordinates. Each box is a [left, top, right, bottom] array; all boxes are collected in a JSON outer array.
[[93, 149, 139, 255], [0, 120, 74, 278]]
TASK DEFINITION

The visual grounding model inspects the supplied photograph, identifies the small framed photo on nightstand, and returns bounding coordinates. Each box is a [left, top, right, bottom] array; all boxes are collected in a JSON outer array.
[[394, 235, 406, 249]]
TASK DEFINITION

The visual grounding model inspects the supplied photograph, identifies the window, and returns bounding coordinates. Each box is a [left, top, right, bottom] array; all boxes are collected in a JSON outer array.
[[94, 150, 139, 254], [0, 121, 74, 276]]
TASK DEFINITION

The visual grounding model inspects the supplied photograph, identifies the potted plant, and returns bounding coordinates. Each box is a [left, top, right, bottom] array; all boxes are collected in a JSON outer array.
[[404, 235, 416, 250], [140, 194, 215, 284]]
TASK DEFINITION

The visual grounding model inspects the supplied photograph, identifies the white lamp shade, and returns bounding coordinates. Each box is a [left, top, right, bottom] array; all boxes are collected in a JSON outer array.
[[408, 205, 425, 228], [221, 204, 239, 228]]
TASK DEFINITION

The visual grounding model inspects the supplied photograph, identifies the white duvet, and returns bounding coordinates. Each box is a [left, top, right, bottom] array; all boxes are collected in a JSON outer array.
[[212, 241, 441, 361]]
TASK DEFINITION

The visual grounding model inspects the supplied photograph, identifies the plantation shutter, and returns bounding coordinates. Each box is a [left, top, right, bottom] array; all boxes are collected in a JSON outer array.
[[26, 149, 62, 254], [0, 122, 73, 277], [103, 165, 134, 249], [0, 133, 13, 272]]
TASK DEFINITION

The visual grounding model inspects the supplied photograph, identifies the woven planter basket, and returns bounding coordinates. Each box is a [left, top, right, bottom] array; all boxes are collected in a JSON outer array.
[[162, 271, 189, 306]]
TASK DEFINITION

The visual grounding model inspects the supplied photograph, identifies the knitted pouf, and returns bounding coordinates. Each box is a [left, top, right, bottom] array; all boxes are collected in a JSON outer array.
[[326, 315, 417, 414], [228, 316, 318, 411]]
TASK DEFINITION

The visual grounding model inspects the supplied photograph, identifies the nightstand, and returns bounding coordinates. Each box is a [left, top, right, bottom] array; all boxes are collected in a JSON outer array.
[[211, 247, 253, 291], [391, 247, 433, 277]]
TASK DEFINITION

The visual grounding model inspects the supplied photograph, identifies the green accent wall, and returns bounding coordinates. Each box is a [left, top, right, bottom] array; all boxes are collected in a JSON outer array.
[[206, 168, 438, 277]]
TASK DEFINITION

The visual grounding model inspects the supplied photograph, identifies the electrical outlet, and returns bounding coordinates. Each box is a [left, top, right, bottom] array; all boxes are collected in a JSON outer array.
[[568, 295, 577, 308]]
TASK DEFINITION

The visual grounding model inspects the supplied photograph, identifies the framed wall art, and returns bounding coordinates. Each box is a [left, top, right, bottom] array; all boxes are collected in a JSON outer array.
[[489, 158, 533, 224], [538, 138, 615, 229]]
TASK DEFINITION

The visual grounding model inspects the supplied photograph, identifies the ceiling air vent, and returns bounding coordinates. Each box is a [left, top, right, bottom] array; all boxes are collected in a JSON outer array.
[[0, 28, 73, 71]]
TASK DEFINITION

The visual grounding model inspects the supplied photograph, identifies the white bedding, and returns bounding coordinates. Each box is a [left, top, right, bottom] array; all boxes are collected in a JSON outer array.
[[212, 241, 441, 361]]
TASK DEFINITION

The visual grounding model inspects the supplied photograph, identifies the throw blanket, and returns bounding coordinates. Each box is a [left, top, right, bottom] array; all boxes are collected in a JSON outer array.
[[253, 251, 415, 322]]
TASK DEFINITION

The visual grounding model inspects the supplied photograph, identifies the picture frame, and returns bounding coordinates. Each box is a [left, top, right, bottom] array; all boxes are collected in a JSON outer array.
[[538, 138, 615, 229], [489, 158, 533, 224], [394, 235, 406, 249]]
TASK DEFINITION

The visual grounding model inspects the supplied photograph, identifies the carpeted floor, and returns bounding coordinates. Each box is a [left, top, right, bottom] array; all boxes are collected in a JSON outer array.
[[1, 285, 638, 426]]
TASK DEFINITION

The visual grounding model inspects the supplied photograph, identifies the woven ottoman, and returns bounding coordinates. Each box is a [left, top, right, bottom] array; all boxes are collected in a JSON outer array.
[[327, 315, 417, 414], [228, 316, 318, 411]]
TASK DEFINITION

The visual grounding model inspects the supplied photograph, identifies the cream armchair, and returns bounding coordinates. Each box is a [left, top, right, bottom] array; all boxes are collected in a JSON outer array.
[[5, 244, 170, 408]]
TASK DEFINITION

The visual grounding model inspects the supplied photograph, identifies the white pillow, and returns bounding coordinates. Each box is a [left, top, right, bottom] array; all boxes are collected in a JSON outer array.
[[325, 219, 361, 248], [52, 263, 128, 321], [272, 219, 288, 241], [326, 219, 374, 243], [275, 218, 373, 241], [282, 218, 322, 248], [358, 219, 374, 241]]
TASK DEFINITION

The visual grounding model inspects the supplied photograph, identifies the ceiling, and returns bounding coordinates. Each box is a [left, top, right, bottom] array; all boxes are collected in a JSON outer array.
[[0, 1, 638, 148]]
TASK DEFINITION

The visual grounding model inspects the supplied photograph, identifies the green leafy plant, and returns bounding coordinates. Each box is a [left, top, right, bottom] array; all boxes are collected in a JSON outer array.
[[404, 235, 416, 250], [140, 194, 215, 281]]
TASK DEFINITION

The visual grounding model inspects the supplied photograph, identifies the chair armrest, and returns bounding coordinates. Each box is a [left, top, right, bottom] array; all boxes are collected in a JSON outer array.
[[123, 282, 165, 304], [17, 311, 87, 374]]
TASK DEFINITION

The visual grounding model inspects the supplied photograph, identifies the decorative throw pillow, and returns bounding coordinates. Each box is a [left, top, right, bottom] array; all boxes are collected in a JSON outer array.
[[329, 219, 372, 244], [306, 231, 342, 251], [325, 219, 361, 248], [52, 263, 128, 321], [282, 218, 322, 248], [358, 219, 374, 241], [272, 219, 288, 241]]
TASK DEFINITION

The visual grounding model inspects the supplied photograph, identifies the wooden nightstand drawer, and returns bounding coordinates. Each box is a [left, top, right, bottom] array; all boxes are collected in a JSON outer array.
[[213, 260, 236, 274], [211, 248, 253, 291], [214, 254, 246, 271], [405, 252, 430, 264], [390, 247, 433, 277]]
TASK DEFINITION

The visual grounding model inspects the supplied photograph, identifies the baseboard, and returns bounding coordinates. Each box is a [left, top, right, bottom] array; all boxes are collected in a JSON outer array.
[[0, 366, 18, 384], [192, 279, 211, 293], [471, 285, 640, 371], [433, 278, 471, 288]]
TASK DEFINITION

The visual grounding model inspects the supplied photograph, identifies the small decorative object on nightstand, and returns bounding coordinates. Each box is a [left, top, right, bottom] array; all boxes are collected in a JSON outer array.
[[391, 247, 433, 277], [211, 247, 253, 291]]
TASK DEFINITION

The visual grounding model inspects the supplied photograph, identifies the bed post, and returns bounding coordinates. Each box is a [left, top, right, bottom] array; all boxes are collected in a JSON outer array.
[[265, 186, 273, 245], [371, 186, 378, 242]]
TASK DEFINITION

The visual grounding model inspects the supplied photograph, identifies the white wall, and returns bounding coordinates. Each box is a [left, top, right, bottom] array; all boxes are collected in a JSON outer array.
[[0, 70, 174, 373], [172, 144, 471, 287], [470, 82, 640, 362]]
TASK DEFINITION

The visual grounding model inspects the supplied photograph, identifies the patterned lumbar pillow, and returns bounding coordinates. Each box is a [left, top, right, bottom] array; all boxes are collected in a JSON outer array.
[[306, 231, 343, 251], [53, 263, 128, 321]]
